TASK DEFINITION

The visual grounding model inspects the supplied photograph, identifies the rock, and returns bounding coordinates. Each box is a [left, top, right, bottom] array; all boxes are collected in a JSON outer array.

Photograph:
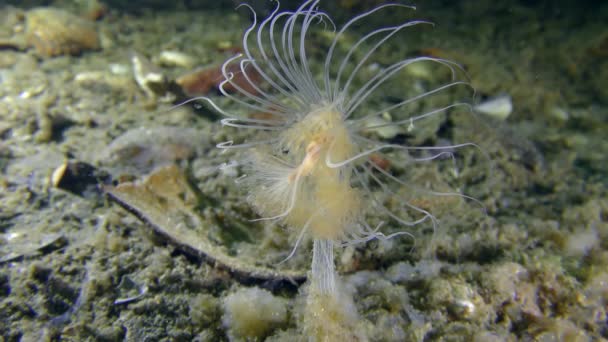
[[25, 8, 100, 57]]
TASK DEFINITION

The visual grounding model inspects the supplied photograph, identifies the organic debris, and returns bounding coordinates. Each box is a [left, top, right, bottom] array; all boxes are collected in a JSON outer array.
[[176, 62, 263, 97]]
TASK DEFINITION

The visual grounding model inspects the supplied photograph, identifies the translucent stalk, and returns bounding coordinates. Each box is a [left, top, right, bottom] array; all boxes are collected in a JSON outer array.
[[311, 238, 336, 295]]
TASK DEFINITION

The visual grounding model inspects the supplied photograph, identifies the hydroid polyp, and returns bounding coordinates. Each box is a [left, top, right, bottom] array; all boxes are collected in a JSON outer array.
[[196, 0, 481, 339]]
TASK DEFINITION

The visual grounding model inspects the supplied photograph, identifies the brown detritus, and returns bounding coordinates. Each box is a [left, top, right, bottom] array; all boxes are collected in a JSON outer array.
[[216, 46, 243, 55], [369, 153, 390, 171], [588, 34, 608, 58], [248, 111, 286, 125], [221, 63, 263, 95], [176, 62, 263, 97], [25, 8, 100, 57], [176, 67, 219, 96], [418, 47, 446, 58]]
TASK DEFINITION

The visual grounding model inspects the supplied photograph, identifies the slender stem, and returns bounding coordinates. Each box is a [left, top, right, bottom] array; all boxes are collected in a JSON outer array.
[[311, 238, 336, 295]]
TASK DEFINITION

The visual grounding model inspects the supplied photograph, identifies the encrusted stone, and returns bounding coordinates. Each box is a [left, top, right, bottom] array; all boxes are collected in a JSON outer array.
[[25, 8, 100, 57]]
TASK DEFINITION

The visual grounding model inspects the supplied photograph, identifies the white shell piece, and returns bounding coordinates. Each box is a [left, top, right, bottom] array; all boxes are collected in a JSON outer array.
[[474, 94, 513, 120], [158, 50, 196, 68], [363, 116, 403, 139]]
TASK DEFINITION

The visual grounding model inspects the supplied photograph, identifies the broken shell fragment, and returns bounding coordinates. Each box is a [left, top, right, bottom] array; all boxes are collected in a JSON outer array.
[[158, 50, 196, 68], [362, 115, 403, 139], [132, 52, 167, 98], [104, 165, 306, 290], [474, 94, 513, 120]]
